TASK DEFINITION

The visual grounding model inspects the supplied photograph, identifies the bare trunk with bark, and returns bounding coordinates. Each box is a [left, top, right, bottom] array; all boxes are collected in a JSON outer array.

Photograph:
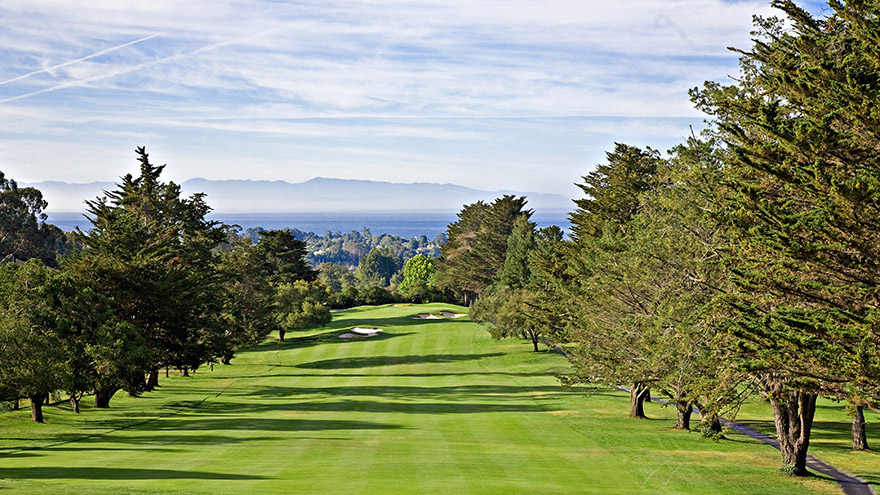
[[629, 382, 649, 419], [278, 329, 286, 343], [851, 405, 869, 451], [70, 394, 82, 414], [674, 401, 693, 430], [528, 330, 540, 352], [30, 393, 46, 423], [769, 390, 817, 476], [220, 352, 233, 365], [145, 368, 160, 391], [94, 387, 120, 408]]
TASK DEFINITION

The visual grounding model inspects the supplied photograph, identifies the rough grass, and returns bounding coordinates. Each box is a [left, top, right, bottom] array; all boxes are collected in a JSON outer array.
[[0, 304, 842, 494]]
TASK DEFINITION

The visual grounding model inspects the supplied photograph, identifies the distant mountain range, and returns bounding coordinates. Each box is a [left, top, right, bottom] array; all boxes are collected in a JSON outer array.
[[25, 177, 573, 213]]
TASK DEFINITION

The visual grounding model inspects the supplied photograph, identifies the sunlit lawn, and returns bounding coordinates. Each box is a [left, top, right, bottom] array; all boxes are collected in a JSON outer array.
[[0, 304, 846, 494]]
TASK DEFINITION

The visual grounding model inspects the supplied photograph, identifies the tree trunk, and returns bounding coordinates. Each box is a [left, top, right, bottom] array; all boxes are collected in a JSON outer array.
[[181, 367, 190, 377], [529, 330, 539, 352], [674, 401, 693, 430], [629, 382, 649, 419], [220, 352, 233, 365], [144, 368, 160, 391], [851, 405, 869, 451], [30, 393, 46, 423], [278, 329, 286, 343], [769, 390, 817, 476], [70, 395, 81, 414], [698, 417, 723, 438], [94, 387, 120, 408]]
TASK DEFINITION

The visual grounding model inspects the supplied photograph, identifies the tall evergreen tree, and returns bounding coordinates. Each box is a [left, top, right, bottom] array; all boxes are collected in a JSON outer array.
[[71, 147, 226, 405], [436, 196, 531, 304], [692, 0, 880, 471], [214, 235, 276, 364], [254, 229, 317, 284]]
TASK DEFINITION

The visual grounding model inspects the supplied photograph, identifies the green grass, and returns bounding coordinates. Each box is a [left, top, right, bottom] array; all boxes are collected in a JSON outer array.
[[735, 394, 880, 491], [0, 303, 844, 494]]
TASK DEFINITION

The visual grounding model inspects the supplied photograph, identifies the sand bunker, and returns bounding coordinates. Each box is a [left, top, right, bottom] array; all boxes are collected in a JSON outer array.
[[351, 327, 383, 335], [413, 313, 441, 320], [440, 311, 467, 318]]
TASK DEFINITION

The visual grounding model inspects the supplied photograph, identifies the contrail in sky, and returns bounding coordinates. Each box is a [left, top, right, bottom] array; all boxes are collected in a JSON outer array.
[[0, 28, 283, 104], [0, 33, 164, 87]]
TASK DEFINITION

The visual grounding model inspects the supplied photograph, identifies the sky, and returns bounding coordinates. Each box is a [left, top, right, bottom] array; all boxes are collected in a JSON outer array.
[[0, 0, 831, 200]]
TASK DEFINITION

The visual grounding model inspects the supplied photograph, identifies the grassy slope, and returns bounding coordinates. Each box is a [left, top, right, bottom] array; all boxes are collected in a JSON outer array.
[[0, 304, 842, 494]]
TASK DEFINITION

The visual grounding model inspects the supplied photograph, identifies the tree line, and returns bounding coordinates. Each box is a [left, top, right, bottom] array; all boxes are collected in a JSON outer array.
[[0, 148, 331, 421], [0, 148, 451, 422], [439, 1, 880, 476]]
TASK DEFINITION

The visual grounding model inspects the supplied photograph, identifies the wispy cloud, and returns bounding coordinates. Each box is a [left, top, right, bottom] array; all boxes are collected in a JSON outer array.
[[0, 33, 164, 87], [0, 0, 791, 198]]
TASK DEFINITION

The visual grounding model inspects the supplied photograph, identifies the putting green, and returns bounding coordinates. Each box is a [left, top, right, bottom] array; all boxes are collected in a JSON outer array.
[[0, 304, 838, 494]]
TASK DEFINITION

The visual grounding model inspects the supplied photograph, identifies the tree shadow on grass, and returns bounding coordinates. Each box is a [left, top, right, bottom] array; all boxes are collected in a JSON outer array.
[[734, 418, 880, 455], [264, 370, 550, 378], [221, 383, 582, 400], [167, 382, 589, 418], [0, 466, 267, 480], [141, 418, 403, 432], [288, 330, 416, 350], [241, 329, 417, 354], [330, 315, 471, 329], [296, 353, 504, 369]]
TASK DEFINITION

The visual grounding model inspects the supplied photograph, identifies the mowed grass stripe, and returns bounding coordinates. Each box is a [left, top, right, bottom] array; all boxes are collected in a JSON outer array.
[[0, 303, 842, 494]]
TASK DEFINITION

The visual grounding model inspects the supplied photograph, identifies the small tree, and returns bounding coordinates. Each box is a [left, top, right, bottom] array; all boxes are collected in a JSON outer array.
[[274, 280, 331, 342], [0, 261, 65, 422], [398, 254, 436, 302], [436, 196, 531, 304], [0, 171, 62, 266]]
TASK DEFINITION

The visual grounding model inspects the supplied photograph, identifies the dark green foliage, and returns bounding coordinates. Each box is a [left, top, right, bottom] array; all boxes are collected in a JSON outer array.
[[248, 228, 332, 343], [497, 215, 536, 290], [318, 262, 356, 292], [355, 247, 402, 288], [436, 196, 532, 303], [0, 260, 149, 419], [254, 229, 317, 284], [569, 144, 662, 241], [0, 261, 66, 421], [243, 227, 443, 268], [0, 171, 62, 266], [214, 235, 276, 363], [539, 139, 737, 426], [274, 280, 331, 342], [71, 147, 227, 399], [690, 1, 880, 473]]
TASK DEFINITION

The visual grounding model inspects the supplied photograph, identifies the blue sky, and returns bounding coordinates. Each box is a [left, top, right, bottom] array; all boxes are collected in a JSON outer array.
[[0, 0, 830, 200]]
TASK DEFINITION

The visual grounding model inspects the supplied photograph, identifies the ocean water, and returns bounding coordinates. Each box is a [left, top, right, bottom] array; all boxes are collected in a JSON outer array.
[[47, 210, 571, 239]]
